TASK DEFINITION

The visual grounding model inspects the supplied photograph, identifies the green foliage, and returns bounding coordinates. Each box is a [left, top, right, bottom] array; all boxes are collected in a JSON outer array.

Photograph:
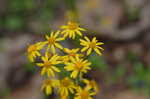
[[127, 52, 139, 62], [1, 0, 64, 32], [115, 64, 126, 78], [23, 62, 37, 74], [126, 52, 150, 94], [127, 61, 150, 94], [38, 0, 60, 21], [73, 35, 81, 47], [106, 64, 127, 84], [0, 88, 11, 97], [65, 0, 76, 10], [8, 0, 36, 12], [0, 18, 3, 28], [88, 53, 108, 72], [58, 64, 70, 78], [126, 7, 140, 22], [0, 0, 79, 32], [5, 16, 24, 31]]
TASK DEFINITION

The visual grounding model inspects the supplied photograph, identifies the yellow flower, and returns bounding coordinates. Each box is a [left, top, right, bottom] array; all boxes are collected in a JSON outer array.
[[37, 53, 61, 77], [64, 56, 91, 78], [60, 95, 67, 99], [64, 48, 79, 57], [64, 48, 81, 58], [44, 31, 64, 53], [80, 36, 104, 56], [26, 21, 103, 97], [27, 42, 44, 62], [61, 48, 83, 64], [61, 55, 70, 64], [58, 77, 75, 96], [74, 87, 96, 99], [61, 21, 86, 39], [41, 79, 59, 95], [83, 79, 99, 94]]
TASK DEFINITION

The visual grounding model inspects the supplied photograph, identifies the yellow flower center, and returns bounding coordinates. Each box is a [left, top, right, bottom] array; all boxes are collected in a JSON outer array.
[[75, 62, 83, 70], [68, 22, 78, 30], [48, 37, 56, 44], [27, 45, 37, 53], [61, 79, 71, 87], [44, 80, 52, 85], [44, 61, 52, 68], [89, 42, 96, 48], [80, 90, 89, 99]]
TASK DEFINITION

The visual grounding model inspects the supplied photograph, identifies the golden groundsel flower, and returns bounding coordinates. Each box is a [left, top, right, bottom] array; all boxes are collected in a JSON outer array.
[[83, 79, 99, 94], [44, 31, 64, 53], [27, 42, 44, 62], [64, 48, 81, 59], [37, 53, 61, 77], [58, 77, 76, 96], [27, 21, 104, 99], [41, 79, 59, 95], [74, 87, 96, 99], [80, 36, 104, 55], [61, 21, 86, 39], [64, 56, 91, 78]]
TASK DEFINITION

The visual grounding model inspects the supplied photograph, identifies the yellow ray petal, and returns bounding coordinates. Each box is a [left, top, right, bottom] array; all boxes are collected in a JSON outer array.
[[55, 43, 63, 49], [94, 48, 102, 55], [87, 48, 92, 55], [81, 46, 89, 52], [51, 45, 56, 53]]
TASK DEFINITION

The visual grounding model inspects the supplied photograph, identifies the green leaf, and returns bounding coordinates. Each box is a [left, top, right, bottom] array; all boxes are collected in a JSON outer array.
[[88, 53, 108, 72], [0, 88, 11, 97], [23, 62, 37, 74], [5, 16, 24, 31], [134, 62, 145, 78], [127, 52, 139, 62], [115, 64, 126, 78]]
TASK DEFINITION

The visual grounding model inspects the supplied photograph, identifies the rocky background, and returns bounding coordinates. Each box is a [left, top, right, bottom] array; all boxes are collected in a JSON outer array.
[[0, 0, 150, 99]]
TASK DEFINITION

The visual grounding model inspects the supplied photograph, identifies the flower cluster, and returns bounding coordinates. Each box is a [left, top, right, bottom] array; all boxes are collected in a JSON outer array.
[[27, 21, 104, 99]]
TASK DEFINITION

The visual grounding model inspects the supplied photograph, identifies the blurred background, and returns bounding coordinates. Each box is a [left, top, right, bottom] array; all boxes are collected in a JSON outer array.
[[0, 0, 150, 99]]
